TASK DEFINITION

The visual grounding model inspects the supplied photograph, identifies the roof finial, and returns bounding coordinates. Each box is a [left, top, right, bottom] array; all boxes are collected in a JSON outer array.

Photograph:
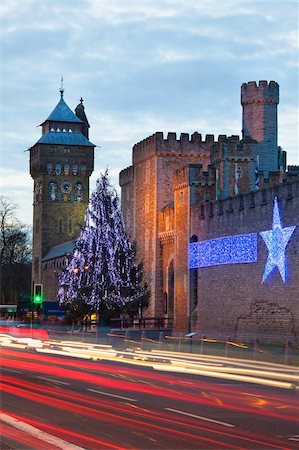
[[60, 76, 64, 97]]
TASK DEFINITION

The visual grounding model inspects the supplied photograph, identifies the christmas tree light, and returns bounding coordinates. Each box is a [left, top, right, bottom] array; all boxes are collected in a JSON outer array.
[[58, 170, 149, 313]]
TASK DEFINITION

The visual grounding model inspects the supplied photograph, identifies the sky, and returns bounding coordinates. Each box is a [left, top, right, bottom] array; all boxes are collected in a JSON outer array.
[[1, 0, 298, 226]]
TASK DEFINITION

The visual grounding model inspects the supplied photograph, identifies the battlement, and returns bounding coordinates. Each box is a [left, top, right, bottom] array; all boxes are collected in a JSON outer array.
[[119, 165, 134, 187], [241, 80, 279, 105], [287, 165, 299, 176], [133, 131, 217, 151], [210, 136, 257, 163], [173, 164, 216, 191], [133, 132, 214, 164], [194, 180, 299, 230], [132, 132, 243, 165]]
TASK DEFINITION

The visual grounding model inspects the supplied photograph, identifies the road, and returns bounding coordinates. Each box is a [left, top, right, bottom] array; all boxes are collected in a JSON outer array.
[[1, 339, 299, 449]]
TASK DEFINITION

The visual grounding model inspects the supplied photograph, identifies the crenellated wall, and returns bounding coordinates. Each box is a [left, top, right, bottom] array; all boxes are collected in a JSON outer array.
[[120, 80, 297, 343], [187, 181, 299, 343], [121, 131, 212, 316], [241, 80, 279, 175], [133, 132, 216, 165]]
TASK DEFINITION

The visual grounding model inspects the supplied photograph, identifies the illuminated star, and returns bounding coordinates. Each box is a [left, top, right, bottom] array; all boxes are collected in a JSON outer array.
[[260, 197, 296, 283]]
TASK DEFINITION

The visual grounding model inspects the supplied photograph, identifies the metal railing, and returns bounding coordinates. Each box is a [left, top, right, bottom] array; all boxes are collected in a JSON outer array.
[[110, 317, 173, 329]]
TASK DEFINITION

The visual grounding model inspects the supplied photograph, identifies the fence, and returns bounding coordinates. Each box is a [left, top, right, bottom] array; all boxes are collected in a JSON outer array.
[[110, 317, 173, 329]]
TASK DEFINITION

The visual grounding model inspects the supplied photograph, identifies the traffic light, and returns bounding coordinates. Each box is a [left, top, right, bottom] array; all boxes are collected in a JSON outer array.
[[33, 284, 43, 304]]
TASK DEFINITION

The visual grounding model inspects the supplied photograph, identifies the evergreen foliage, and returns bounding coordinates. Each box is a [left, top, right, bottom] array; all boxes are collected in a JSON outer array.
[[58, 170, 149, 317]]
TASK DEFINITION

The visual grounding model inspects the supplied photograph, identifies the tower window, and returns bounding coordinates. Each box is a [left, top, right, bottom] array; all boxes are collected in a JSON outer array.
[[49, 181, 58, 201], [74, 182, 84, 201], [69, 219, 72, 234], [59, 218, 62, 233]]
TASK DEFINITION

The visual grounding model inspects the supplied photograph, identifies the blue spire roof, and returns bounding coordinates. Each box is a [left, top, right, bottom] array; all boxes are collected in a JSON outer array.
[[44, 95, 83, 124]]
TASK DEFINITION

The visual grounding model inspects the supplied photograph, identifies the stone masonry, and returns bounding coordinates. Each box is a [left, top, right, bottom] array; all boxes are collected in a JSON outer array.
[[120, 81, 299, 343]]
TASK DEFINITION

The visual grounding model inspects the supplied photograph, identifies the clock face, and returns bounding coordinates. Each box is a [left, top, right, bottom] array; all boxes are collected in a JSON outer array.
[[61, 181, 72, 194]]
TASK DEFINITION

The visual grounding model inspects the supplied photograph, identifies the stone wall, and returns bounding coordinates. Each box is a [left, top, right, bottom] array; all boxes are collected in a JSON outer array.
[[121, 132, 211, 316], [188, 181, 299, 343], [31, 142, 94, 297]]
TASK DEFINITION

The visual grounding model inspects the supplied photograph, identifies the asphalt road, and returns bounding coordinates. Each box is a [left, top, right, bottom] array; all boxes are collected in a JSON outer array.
[[1, 346, 298, 449]]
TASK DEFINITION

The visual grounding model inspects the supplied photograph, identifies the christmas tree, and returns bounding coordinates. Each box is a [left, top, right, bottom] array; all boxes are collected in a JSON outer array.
[[57, 170, 149, 317]]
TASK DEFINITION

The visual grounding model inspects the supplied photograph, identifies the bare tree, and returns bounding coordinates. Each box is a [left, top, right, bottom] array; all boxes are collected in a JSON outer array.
[[0, 197, 32, 306], [0, 197, 31, 265]]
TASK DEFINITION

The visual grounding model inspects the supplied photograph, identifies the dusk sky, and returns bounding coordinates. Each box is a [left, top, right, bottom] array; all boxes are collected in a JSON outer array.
[[1, 0, 298, 226]]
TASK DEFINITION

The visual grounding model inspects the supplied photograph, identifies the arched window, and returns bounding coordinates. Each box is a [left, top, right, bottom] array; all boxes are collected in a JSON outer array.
[[74, 182, 84, 202], [48, 181, 58, 201]]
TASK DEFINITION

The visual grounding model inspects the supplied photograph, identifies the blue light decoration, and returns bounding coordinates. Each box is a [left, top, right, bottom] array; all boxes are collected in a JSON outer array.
[[189, 233, 257, 269], [260, 197, 296, 283]]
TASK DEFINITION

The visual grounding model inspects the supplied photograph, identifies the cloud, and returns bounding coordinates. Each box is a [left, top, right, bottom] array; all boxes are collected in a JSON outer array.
[[0, 0, 298, 226]]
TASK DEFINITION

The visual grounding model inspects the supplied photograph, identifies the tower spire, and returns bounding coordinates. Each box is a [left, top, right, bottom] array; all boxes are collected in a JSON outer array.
[[59, 76, 64, 98]]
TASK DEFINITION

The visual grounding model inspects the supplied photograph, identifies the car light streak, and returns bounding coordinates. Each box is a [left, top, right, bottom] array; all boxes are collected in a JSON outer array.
[[1, 383, 242, 449], [153, 364, 297, 389], [2, 347, 298, 409], [168, 360, 299, 383], [2, 378, 295, 450], [2, 333, 298, 393], [2, 349, 299, 422]]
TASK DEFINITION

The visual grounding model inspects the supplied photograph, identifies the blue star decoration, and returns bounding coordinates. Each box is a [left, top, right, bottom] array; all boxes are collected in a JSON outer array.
[[260, 197, 296, 283]]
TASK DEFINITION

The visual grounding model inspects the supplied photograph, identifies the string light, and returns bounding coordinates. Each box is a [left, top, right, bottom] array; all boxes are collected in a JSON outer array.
[[260, 197, 296, 283], [57, 170, 149, 310], [189, 233, 257, 268], [189, 197, 296, 284]]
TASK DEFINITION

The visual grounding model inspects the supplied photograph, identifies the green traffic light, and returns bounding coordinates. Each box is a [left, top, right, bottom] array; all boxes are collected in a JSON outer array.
[[34, 295, 42, 304]]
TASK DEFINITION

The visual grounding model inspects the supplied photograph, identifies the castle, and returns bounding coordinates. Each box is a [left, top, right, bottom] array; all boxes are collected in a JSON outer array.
[[28, 80, 298, 342], [120, 81, 299, 343]]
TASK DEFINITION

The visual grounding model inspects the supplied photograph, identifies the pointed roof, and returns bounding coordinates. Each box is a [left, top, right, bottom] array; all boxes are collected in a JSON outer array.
[[36, 131, 95, 147], [75, 97, 90, 127], [44, 94, 83, 124]]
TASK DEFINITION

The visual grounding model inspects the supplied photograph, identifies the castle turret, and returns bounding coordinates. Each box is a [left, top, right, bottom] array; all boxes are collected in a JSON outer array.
[[75, 97, 90, 138], [241, 80, 279, 176], [30, 87, 95, 301]]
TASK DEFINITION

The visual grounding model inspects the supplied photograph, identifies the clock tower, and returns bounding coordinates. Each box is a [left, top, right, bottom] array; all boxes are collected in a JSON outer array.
[[29, 86, 95, 302]]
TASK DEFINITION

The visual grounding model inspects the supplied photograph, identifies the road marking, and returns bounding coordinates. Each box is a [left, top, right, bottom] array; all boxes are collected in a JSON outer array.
[[165, 408, 235, 428], [87, 388, 137, 402], [2, 368, 23, 374], [37, 376, 70, 385], [0, 413, 84, 449]]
